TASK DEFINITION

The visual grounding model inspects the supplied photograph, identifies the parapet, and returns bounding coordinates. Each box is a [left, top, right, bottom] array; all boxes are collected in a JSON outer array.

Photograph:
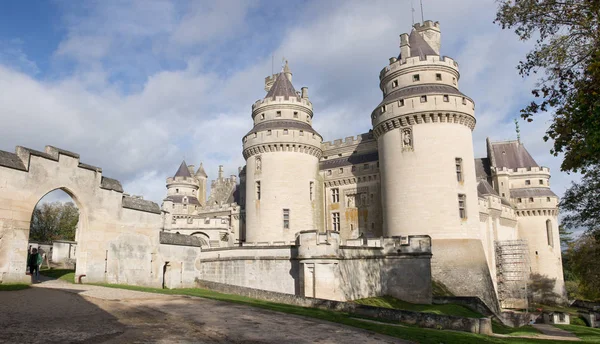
[[122, 195, 161, 214], [252, 95, 313, 113], [321, 132, 375, 151], [379, 55, 459, 80], [413, 20, 440, 31], [494, 166, 550, 174]]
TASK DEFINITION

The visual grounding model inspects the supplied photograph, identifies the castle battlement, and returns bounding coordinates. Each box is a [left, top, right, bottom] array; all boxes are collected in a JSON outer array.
[[380, 55, 459, 80], [413, 20, 440, 30], [166, 176, 198, 184], [252, 96, 313, 112], [321, 133, 374, 150], [495, 166, 550, 174], [199, 202, 240, 212]]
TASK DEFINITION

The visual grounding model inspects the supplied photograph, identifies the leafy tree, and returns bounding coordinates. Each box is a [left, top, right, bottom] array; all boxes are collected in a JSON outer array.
[[30, 201, 79, 242], [495, 0, 600, 173], [528, 273, 560, 305], [560, 165, 600, 238], [568, 233, 600, 300]]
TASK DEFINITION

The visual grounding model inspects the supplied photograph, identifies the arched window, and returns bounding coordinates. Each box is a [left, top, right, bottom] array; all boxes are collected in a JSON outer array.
[[546, 219, 553, 247]]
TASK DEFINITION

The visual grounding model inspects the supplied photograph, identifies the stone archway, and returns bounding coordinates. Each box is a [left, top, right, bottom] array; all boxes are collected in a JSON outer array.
[[0, 145, 162, 284]]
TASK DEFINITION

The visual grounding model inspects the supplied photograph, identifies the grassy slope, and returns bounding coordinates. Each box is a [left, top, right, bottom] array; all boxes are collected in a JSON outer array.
[[0, 284, 29, 291], [353, 295, 484, 318], [39, 268, 75, 283], [556, 325, 600, 343], [94, 283, 581, 344], [492, 322, 541, 337]]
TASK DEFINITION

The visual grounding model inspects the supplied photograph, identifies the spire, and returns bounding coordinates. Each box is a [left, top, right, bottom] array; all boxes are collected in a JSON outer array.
[[174, 160, 192, 178], [195, 162, 207, 178], [408, 29, 437, 59], [283, 59, 292, 82], [265, 72, 298, 100]]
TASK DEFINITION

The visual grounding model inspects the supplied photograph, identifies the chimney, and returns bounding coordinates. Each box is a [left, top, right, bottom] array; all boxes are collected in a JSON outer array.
[[218, 165, 224, 179], [400, 33, 410, 61], [301, 87, 308, 99]]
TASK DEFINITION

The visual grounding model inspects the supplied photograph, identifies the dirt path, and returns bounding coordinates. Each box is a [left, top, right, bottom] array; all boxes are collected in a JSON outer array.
[[0, 278, 408, 343]]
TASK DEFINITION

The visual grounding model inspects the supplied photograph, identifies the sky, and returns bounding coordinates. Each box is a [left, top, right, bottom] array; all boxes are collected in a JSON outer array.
[[0, 0, 581, 208]]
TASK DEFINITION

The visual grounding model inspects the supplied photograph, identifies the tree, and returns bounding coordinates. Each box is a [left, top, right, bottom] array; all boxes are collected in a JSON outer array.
[[560, 165, 600, 238], [30, 202, 79, 242], [568, 233, 600, 300], [495, 0, 600, 173], [528, 273, 560, 305]]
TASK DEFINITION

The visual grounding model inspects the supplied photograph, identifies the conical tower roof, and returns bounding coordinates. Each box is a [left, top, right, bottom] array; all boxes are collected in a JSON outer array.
[[174, 160, 192, 178], [265, 72, 299, 100], [408, 29, 437, 59], [195, 162, 208, 178]]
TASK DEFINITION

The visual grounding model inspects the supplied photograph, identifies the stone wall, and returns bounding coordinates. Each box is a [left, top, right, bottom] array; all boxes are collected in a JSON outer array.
[[195, 279, 491, 334]]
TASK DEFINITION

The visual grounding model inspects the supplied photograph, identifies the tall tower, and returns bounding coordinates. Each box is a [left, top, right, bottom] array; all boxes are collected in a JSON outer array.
[[373, 21, 498, 310], [243, 62, 323, 242], [195, 163, 208, 206]]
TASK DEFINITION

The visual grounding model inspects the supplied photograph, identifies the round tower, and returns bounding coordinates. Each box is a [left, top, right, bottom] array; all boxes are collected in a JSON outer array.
[[165, 160, 201, 209], [373, 21, 497, 310], [243, 62, 323, 243]]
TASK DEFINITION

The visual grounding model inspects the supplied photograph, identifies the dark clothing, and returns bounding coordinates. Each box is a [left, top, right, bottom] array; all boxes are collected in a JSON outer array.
[[29, 264, 39, 276], [28, 253, 39, 268]]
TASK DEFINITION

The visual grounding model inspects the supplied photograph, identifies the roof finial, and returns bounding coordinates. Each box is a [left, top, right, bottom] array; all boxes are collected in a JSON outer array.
[[411, 0, 415, 25], [420, 0, 425, 23], [281, 57, 286, 72], [514, 118, 521, 143]]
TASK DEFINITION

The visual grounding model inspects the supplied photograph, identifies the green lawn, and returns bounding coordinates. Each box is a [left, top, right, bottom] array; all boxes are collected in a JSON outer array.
[[556, 325, 600, 343], [39, 268, 75, 283], [353, 295, 484, 318], [492, 321, 541, 337], [0, 284, 29, 291], [93, 283, 583, 344]]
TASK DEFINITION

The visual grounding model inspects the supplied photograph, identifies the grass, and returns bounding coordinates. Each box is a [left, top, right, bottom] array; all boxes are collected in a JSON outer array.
[[92, 283, 583, 344], [492, 321, 541, 337], [556, 325, 600, 343], [39, 268, 75, 283], [530, 303, 581, 315], [354, 295, 484, 318], [0, 284, 29, 291], [432, 279, 455, 297]]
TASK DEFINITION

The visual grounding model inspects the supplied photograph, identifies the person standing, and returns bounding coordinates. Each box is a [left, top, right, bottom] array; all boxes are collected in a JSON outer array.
[[28, 248, 41, 282]]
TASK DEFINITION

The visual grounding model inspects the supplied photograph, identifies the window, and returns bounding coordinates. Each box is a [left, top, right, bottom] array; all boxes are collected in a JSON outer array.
[[253, 133, 257, 138], [283, 129, 289, 135], [187, 218, 193, 224], [546, 220, 553, 247], [204, 218, 210, 224], [351, 166, 356, 172], [420, 95, 427, 103], [539, 179, 544, 185], [267, 130, 272, 135], [413, 74, 420, 82], [398, 99, 405, 106], [363, 163, 369, 170], [307, 115, 310, 122], [392, 80, 399, 88], [455, 158, 463, 182], [452, 77, 457, 85], [529, 197, 534, 202], [518, 198, 522, 203], [339, 168, 343, 174], [436, 73, 442, 81], [283, 209, 290, 229], [525, 180, 531, 185], [380, 105, 386, 113], [443, 95, 449, 102], [502, 193, 505, 197], [255, 181, 261, 200], [462, 97, 467, 105], [260, 113, 265, 120], [299, 130, 304, 136], [458, 194, 466, 219], [293, 111, 298, 118], [276, 111, 282, 117], [310, 181, 314, 201], [332, 212, 340, 231], [327, 170, 332, 176], [546, 197, 551, 202], [176, 188, 179, 194], [332, 188, 339, 203]]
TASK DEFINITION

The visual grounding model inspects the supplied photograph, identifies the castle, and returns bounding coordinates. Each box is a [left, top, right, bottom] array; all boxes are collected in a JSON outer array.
[[161, 20, 565, 310]]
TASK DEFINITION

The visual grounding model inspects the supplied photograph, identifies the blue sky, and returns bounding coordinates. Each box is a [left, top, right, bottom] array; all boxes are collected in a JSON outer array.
[[0, 0, 581, 208]]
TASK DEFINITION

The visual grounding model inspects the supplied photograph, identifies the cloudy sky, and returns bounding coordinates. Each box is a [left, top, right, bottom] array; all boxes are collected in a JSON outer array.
[[0, 0, 581, 206]]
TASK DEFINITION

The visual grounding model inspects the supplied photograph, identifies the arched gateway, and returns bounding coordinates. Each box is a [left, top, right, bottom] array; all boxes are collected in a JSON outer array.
[[0, 145, 200, 286]]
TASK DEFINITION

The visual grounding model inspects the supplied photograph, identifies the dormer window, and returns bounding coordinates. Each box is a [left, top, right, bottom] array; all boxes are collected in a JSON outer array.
[[276, 111, 282, 117], [392, 80, 399, 88], [436, 73, 442, 81], [413, 74, 420, 82]]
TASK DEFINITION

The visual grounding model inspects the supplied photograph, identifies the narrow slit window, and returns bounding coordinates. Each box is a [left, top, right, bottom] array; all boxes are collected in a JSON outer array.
[[309, 181, 314, 201], [293, 111, 298, 118], [255, 181, 261, 200], [443, 95, 449, 102], [332, 188, 339, 203], [283, 209, 290, 229], [546, 220, 553, 247], [458, 194, 466, 219], [455, 158, 463, 182]]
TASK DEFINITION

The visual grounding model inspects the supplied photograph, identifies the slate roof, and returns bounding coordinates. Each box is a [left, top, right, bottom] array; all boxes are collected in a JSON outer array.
[[409, 30, 438, 59], [265, 73, 299, 100], [174, 160, 192, 178], [195, 163, 208, 178], [320, 152, 379, 170], [474, 158, 491, 181], [510, 188, 557, 198], [376, 84, 466, 108], [164, 195, 201, 205], [0, 150, 26, 171], [122, 196, 161, 214], [477, 180, 498, 196], [491, 141, 538, 169], [246, 120, 321, 137]]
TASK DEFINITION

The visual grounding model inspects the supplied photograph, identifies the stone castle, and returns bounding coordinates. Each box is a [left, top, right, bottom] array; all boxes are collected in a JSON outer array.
[[161, 20, 564, 310], [0, 20, 563, 313]]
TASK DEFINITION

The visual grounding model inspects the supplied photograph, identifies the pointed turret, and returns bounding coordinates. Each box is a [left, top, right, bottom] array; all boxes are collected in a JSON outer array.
[[195, 163, 208, 178], [265, 72, 298, 101], [174, 160, 192, 178]]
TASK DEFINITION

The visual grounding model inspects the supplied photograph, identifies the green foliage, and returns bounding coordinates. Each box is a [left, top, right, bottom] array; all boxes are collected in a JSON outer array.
[[39, 268, 75, 283], [495, 0, 600, 173], [561, 166, 600, 238], [571, 316, 589, 326], [353, 295, 483, 318], [94, 283, 580, 344], [568, 234, 600, 300], [0, 284, 29, 291], [30, 201, 79, 242]]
